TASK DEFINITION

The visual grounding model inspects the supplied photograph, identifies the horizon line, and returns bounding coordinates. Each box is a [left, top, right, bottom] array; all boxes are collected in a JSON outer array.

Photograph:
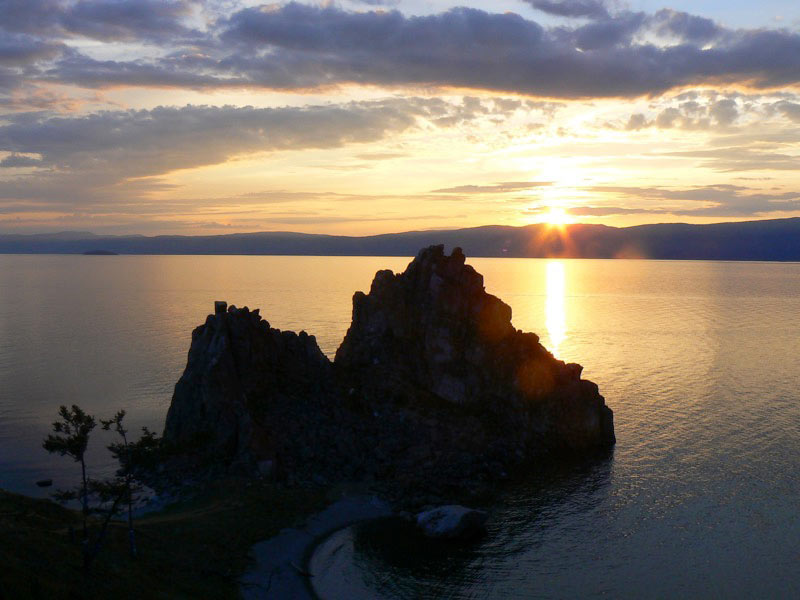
[[3, 216, 800, 239]]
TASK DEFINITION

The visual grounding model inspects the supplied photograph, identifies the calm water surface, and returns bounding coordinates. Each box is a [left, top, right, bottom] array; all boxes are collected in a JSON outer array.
[[1, 255, 799, 597]]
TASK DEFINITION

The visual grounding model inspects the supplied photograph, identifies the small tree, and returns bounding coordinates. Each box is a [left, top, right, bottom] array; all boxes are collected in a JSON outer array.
[[101, 410, 138, 558], [85, 477, 128, 569], [44, 405, 164, 571], [42, 404, 96, 559]]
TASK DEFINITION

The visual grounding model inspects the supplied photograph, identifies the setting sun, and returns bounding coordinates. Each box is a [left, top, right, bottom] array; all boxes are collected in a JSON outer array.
[[544, 207, 573, 227]]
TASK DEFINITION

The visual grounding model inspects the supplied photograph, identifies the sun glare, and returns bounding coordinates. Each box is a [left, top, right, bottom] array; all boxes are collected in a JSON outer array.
[[544, 207, 573, 227]]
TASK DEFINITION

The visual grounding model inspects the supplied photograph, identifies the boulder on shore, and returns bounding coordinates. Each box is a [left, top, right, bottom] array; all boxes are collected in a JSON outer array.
[[416, 505, 488, 540], [162, 245, 615, 493]]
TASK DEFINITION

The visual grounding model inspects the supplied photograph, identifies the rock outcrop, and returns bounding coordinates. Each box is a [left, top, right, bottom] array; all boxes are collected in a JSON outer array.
[[163, 301, 335, 474], [336, 245, 614, 453], [163, 246, 614, 494]]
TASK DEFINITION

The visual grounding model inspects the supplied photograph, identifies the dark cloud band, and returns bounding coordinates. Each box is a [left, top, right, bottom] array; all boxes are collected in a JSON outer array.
[[523, 0, 610, 20], [3, 2, 800, 100], [0, 97, 504, 202]]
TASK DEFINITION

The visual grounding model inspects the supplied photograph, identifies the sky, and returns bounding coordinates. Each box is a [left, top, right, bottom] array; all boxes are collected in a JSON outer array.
[[0, 0, 799, 236]]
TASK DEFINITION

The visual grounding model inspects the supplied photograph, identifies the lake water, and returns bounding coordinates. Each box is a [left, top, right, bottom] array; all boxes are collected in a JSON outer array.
[[1, 255, 799, 597]]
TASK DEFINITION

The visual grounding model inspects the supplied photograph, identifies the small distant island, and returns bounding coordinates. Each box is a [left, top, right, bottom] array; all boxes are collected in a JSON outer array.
[[82, 249, 119, 255]]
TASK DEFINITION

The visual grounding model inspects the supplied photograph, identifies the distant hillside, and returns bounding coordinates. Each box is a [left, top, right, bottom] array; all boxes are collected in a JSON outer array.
[[1, 218, 799, 261]]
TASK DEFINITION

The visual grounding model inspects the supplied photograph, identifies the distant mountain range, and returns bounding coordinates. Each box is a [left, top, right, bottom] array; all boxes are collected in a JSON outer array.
[[2, 218, 800, 261]]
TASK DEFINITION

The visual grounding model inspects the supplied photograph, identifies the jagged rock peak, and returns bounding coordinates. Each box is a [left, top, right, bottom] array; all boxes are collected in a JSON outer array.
[[335, 245, 517, 376], [163, 301, 331, 467]]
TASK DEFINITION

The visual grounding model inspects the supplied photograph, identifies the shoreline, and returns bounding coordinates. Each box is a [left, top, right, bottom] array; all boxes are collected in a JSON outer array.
[[0, 480, 330, 597], [240, 494, 392, 599]]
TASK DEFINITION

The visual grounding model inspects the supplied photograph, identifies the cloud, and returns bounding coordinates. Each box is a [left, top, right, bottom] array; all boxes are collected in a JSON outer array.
[[0, 1, 200, 107], [61, 0, 197, 43], [44, 51, 244, 90], [571, 12, 646, 50], [0, 34, 64, 67], [588, 184, 800, 216], [0, 101, 421, 170], [649, 9, 721, 44], [619, 92, 761, 131], [0, 181, 468, 235], [354, 152, 406, 160], [239, 213, 434, 226], [523, 1, 611, 20], [0, 0, 63, 37], [625, 113, 648, 130], [0, 3, 791, 99], [709, 99, 738, 126], [0, 97, 503, 204], [776, 101, 800, 122], [567, 205, 661, 216], [431, 181, 552, 194], [0, 101, 417, 202], [207, 4, 800, 97], [664, 148, 799, 171], [0, 0, 198, 43], [0, 153, 42, 167]]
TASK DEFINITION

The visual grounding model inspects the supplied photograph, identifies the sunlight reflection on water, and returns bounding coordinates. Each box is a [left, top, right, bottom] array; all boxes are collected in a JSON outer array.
[[1, 255, 799, 599], [545, 260, 566, 358]]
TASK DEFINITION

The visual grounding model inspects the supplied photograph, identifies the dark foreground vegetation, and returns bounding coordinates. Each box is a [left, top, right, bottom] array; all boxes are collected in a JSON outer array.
[[0, 480, 327, 599]]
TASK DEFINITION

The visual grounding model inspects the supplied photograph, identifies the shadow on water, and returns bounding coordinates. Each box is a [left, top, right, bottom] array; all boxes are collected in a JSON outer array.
[[312, 453, 615, 600]]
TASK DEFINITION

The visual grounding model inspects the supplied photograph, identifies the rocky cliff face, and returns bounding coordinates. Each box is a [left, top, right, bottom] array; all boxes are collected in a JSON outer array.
[[163, 302, 334, 473], [336, 246, 614, 453], [163, 246, 614, 493]]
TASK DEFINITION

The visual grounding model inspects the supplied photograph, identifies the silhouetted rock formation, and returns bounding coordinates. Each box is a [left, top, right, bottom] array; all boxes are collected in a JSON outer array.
[[336, 246, 614, 452], [163, 246, 615, 495], [163, 301, 334, 472]]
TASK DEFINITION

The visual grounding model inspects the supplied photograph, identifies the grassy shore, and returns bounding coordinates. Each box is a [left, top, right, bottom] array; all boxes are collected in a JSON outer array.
[[0, 480, 329, 599]]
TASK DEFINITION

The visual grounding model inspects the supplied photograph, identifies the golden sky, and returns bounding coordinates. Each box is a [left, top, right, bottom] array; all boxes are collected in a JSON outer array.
[[1, 1, 799, 235]]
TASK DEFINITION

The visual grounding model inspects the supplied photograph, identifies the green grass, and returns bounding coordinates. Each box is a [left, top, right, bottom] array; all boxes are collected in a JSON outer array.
[[0, 480, 328, 599]]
